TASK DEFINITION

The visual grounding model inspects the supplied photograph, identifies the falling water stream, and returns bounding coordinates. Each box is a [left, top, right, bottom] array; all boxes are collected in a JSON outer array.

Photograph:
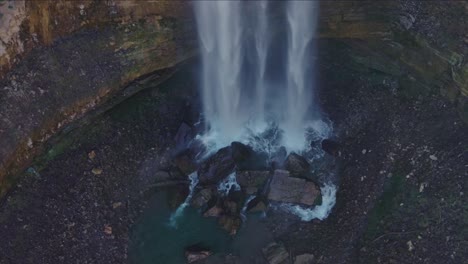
[[194, 1, 336, 220]]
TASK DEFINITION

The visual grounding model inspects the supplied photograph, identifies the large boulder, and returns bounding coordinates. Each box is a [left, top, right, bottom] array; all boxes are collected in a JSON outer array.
[[267, 170, 320, 206], [262, 242, 290, 264], [284, 153, 310, 176], [198, 146, 235, 184], [231, 142, 268, 170], [185, 244, 213, 264]]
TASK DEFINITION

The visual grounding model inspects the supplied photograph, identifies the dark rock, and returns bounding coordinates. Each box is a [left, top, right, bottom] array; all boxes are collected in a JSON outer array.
[[231, 141, 268, 170], [192, 188, 213, 208], [173, 149, 197, 175], [185, 244, 213, 264], [262, 242, 290, 264], [153, 171, 171, 182], [236, 171, 270, 189], [267, 170, 320, 206], [247, 197, 267, 213], [203, 205, 223, 218], [198, 146, 235, 184], [218, 215, 241, 235], [284, 153, 310, 176], [294, 254, 315, 264], [321, 139, 340, 157]]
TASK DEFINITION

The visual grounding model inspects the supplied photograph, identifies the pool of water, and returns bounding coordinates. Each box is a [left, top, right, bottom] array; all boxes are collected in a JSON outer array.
[[129, 187, 273, 264]]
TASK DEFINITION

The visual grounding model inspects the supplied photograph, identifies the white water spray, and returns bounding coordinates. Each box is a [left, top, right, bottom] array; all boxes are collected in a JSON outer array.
[[240, 195, 256, 222], [168, 172, 199, 227], [217, 172, 241, 196], [278, 184, 337, 221]]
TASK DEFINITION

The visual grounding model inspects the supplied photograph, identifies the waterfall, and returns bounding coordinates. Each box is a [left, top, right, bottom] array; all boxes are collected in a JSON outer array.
[[194, 1, 336, 221], [168, 172, 199, 227], [195, 1, 327, 154]]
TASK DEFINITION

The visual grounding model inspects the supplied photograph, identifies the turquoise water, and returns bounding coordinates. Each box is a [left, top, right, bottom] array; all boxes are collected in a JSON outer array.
[[130, 188, 272, 264]]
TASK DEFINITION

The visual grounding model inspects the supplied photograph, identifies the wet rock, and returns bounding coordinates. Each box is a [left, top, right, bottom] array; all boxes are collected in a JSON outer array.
[[192, 188, 213, 208], [173, 149, 197, 175], [236, 171, 270, 190], [294, 254, 315, 264], [267, 170, 320, 206], [198, 146, 235, 184], [185, 244, 213, 264], [262, 242, 290, 264], [247, 198, 267, 213], [223, 200, 238, 214], [321, 139, 340, 157], [284, 153, 310, 176], [203, 205, 223, 218], [219, 215, 241, 235], [231, 142, 267, 170]]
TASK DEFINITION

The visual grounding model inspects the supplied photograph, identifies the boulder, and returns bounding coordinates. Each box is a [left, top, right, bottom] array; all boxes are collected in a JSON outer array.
[[284, 153, 310, 176], [185, 244, 213, 264], [267, 170, 320, 206], [198, 146, 235, 184], [294, 254, 315, 264], [173, 149, 197, 176], [236, 171, 270, 189], [203, 205, 223, 218], [219, 215, 241, 235], [321, 139, 340, 157], [247, 198, 267, 213], [262, 242, 290, 264], [192, 188, 213, 208], [231, 142, 268, 170]]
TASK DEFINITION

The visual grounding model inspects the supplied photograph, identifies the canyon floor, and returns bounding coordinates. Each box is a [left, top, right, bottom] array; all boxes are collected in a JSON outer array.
[[0, 65, 466, 264]]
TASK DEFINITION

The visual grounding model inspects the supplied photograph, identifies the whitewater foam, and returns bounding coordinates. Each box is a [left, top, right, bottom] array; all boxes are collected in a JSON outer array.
[[168, 172, 199, 227]]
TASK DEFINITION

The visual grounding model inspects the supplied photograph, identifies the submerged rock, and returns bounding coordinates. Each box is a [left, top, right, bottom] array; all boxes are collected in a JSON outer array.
[[198, 146, 235, 184], [284, 153, 310, 176], [267, 170, 320, 206], [185, 244, 213, 264], [219, 215, 241, 235], [262, 242, 290, 264]]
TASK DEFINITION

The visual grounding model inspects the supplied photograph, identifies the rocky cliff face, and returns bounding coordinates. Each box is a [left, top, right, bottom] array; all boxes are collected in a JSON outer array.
[[318, 1, 467, 121], [0, 0, 466, 198], [0, 0, 196, 197]]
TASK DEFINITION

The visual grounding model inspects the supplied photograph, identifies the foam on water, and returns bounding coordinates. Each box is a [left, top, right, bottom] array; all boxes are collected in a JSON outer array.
[[217, 172, 241, 196], [279, 183, 337, 221], [240, 195, 256, 222], [168, 172, 199, 227]]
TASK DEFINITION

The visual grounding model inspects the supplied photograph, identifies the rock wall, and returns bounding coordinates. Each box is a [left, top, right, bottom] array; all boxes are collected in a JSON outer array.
[[318, 0, 467, 122], [0, 0, 196, 197]]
